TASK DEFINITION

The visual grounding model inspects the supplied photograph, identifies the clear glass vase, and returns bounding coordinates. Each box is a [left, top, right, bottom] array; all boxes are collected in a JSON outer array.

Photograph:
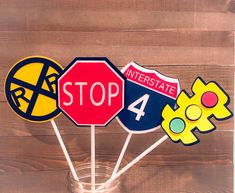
[[67, 162, 121, 193]]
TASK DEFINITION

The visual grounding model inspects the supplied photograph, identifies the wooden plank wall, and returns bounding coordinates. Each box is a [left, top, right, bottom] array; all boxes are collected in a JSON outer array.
[[0, 0, 234, 192]]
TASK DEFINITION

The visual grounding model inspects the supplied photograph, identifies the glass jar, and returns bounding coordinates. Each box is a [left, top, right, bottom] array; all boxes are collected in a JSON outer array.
[[67, 162, 121, 193]]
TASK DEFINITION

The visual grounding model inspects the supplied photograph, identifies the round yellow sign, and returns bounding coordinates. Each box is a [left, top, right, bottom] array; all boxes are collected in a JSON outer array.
[[5, 56, 63, 122]]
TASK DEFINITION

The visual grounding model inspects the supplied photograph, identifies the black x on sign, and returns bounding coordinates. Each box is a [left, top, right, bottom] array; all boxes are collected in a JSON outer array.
[[5, 56, 63, 122]]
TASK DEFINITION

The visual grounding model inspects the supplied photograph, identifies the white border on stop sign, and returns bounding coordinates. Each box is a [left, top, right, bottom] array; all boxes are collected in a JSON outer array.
[[58, 58, 126, 127]]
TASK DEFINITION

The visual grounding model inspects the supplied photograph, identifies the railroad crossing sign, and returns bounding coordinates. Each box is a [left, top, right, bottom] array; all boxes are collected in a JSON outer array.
[[5, 56, 63, 122], [58, 57, 125, 126], [117, 62, 180, 134]]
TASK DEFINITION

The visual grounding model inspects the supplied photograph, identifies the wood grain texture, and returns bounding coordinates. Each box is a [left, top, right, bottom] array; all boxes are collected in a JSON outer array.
[[0, 31, 233, 70], [0, 46, 233, 70], [0, 103, 233, 136], [0, 0, 234, 12], [0, 165, 232, 193], [0, 0, 234, 192], [0, 9, 234, 31], [0, 31, 233, 47], [1, 65, 234, 101], [0, 131, 232, 172]]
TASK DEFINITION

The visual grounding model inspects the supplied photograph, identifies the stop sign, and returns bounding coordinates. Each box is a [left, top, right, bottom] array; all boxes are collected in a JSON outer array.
[[58, 57, 125, 126]]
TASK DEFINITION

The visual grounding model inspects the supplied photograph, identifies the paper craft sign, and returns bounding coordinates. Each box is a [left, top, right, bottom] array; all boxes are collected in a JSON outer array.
[[161, 77, 233, 145], [117, 62, 180, 134], [5, 56, 63, 122], [58, 57, 125, 126]]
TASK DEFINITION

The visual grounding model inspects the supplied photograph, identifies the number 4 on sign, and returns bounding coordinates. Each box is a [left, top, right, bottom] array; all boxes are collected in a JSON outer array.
[[112, 62, 180, 180], [128, 94, 150, 121]]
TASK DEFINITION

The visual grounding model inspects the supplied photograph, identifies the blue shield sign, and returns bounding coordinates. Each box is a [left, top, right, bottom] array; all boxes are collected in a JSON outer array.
[[117, 62, 180, 134]]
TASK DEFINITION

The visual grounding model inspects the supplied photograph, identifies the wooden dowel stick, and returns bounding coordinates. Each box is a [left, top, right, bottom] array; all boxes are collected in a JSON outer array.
[[111, 133, 132, 177], [91, 125, 96, 193], [97, 135, 168, 191], [112, 125, 161, 177], [50, 120, 79, 181]]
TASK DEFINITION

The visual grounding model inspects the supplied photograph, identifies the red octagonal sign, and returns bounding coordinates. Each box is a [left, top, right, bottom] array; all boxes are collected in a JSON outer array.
[[58, 58, 125, 126]]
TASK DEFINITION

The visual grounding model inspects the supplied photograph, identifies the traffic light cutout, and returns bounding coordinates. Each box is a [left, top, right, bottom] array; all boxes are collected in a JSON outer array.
[[161, 77, 233, 145]]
